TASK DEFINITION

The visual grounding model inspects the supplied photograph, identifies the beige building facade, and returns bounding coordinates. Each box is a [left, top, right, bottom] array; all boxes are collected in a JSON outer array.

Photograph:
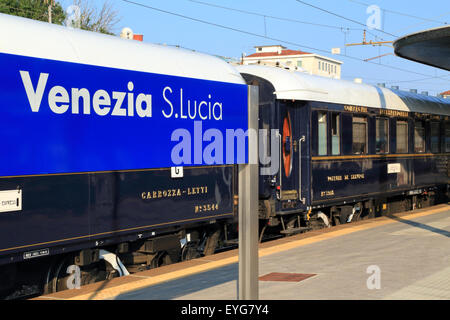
[[242, 45, 343, 79], [441, 90, 450, 99]]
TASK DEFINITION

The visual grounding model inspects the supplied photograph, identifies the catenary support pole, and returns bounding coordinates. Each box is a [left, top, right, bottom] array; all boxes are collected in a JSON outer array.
[[238, 85, 259, 300], [45, 0, 53, 24]]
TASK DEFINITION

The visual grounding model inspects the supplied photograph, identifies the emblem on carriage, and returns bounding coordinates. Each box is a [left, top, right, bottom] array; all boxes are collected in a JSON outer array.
[[282, 112, 293, 178]]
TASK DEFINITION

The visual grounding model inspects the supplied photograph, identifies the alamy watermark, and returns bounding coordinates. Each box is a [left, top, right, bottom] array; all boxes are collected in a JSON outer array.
[[170, 122, 281, 176], [65, 5, 81, 29], [66, 265, 81, 290], [366, 5, 383, 30], [366, 265, 381, 290]]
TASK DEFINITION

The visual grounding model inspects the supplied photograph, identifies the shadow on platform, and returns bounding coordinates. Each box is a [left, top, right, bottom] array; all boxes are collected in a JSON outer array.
[[114, 263, 238, 300], [387, 214, 450, 238]]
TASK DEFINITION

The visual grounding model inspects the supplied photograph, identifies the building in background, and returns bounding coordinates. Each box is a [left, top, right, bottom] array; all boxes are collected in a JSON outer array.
[[242, 45, 343, 79], [120, 27, 143, 41], [441, 90, 450, 98]]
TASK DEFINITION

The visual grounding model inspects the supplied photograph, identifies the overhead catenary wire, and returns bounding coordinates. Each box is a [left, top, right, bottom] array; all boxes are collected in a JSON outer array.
[[162, 43, 240, 62], [188, 0, 360, 32], [393, 11, 450, 34], [189, 0, 378, 55], [341, 75, 448, 95], [295, 0, 398, 39], [347, 0, 450, 35], [342, 74, 450, 83], [189, 0, 387, 43], [120, 0, 445, 79], [383, 74, 450, 85], [347, 0, 449, 25]]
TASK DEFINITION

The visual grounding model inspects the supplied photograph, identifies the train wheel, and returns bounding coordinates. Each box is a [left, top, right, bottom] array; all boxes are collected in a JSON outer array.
[[333, 215, 341, 226], [181, 242, 201, 261], [43, 258, 58, 295], [150, 251, 172, 268], [309, 212, 330, 230], [44, 255, 76, 293], [203, 228, 221, 256], [43, 255, 114, 294]]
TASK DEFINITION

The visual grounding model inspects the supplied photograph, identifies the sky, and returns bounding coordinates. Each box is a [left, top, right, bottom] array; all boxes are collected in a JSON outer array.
[[58, 0, 450, 96]]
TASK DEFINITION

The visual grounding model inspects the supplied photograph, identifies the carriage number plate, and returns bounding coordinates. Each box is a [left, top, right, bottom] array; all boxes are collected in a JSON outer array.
[[0, 189, 22, 213], [387, 163, 401, 174], [23, 248, 49, 260], [171, 166, 184, 178]]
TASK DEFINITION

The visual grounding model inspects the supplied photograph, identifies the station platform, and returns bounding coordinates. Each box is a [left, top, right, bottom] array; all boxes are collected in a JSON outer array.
[[36, 204, 450, 300]]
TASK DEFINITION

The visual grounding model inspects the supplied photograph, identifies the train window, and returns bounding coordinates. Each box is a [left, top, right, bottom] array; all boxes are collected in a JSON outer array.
[[331, 113, 340, 155], [318, 112, 327, 155], [352, 116, 367, 154], [414, 121, 426, 153], [376, 117, 389, 153], [430, 122, 440, 153], [396, 121, 408, 153], [318, 61, 321, 70], [446, 123, 450, 152]]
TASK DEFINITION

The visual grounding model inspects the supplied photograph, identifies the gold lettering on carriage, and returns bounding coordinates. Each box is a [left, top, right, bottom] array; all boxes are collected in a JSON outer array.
[[379, 109, 408, 117], [344, 105, 368, 113], [141, 186, 208, 200], [327, 175, 342, 181], [351, 173, 365, 180], [321, 190, 335, 197], [327, 173, 365, 182]]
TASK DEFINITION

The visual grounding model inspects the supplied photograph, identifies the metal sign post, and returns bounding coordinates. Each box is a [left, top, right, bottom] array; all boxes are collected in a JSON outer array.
[[238, 85, 259, 300]]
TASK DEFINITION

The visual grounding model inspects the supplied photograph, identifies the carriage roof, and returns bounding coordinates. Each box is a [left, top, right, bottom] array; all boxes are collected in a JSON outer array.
[[236, 65, 450, 116], [0, 13, 244, 85]]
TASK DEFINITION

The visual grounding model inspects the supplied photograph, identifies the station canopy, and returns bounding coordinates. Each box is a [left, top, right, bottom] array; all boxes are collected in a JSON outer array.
[[393, 25, 450, 71]]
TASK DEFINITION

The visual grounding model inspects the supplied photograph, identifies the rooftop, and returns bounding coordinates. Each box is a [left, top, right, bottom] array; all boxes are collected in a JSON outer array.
[[245, 49, 312, 58]]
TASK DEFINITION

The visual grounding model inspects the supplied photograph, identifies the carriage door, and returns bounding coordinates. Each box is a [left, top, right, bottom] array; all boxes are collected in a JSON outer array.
[[278, 101, 300, 203]]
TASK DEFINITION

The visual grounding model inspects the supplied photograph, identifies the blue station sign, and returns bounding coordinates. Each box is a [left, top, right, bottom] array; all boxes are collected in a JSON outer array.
[[0, 52, 249, 177]]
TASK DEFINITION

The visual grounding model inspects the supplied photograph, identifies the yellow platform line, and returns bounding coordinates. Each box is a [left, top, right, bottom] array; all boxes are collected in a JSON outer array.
[[58, 205, 448, 300]]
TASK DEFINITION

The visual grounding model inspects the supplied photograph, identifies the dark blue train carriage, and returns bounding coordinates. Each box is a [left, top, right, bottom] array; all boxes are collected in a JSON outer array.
[[237, 65, 450, 234], [0, 14, 248, 297]]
